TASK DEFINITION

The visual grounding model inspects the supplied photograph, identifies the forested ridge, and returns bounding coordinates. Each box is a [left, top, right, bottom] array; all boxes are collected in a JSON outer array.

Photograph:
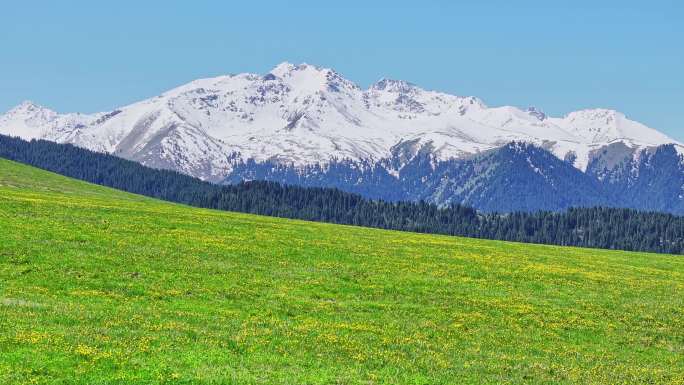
[[1, 134, 682, 254]]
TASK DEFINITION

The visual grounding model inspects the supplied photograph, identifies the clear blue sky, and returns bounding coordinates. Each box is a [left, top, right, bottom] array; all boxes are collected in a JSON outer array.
[[2, 0, 682, 139]]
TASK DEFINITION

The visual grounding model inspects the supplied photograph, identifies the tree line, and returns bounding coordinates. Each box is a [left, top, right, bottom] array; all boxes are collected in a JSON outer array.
[[1, 134, 682, 254]]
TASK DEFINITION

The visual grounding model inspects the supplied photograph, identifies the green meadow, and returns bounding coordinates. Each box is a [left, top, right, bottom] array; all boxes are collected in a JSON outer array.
[[0, 158, 683, 384]]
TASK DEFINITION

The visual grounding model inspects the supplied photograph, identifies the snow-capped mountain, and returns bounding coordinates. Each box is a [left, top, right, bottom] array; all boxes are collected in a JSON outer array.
[[1, 62, 682, 212]]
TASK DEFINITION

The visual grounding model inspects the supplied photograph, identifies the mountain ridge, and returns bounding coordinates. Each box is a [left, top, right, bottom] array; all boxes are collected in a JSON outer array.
[[2, 62, 679, 173], [1, 62, 683, 212]]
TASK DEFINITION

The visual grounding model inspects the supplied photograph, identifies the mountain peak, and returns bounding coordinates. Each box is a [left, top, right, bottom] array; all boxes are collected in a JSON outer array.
[[565, 108, 622, 122], [5, 100, 57, 118], [371, 78, 419, 93], [18, 99, 38, 108], [267, 62, 358, 94], [269, 62, 333, 77], [12, 100, 44, 112], [270, 61, 297, 77]]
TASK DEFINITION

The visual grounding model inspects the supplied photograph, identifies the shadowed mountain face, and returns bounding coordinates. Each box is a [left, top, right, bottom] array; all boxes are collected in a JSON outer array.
[[227, 141, 683, 213], [1, 62, 683, 213], [587, 144, 684, 214]]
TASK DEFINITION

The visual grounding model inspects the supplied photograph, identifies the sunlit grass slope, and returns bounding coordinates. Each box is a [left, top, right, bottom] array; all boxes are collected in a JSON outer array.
[[1, 158, 683, 385]]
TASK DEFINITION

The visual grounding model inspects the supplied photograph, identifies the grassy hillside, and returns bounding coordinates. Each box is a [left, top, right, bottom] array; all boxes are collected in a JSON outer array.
[[1, 158, 683, 385]]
